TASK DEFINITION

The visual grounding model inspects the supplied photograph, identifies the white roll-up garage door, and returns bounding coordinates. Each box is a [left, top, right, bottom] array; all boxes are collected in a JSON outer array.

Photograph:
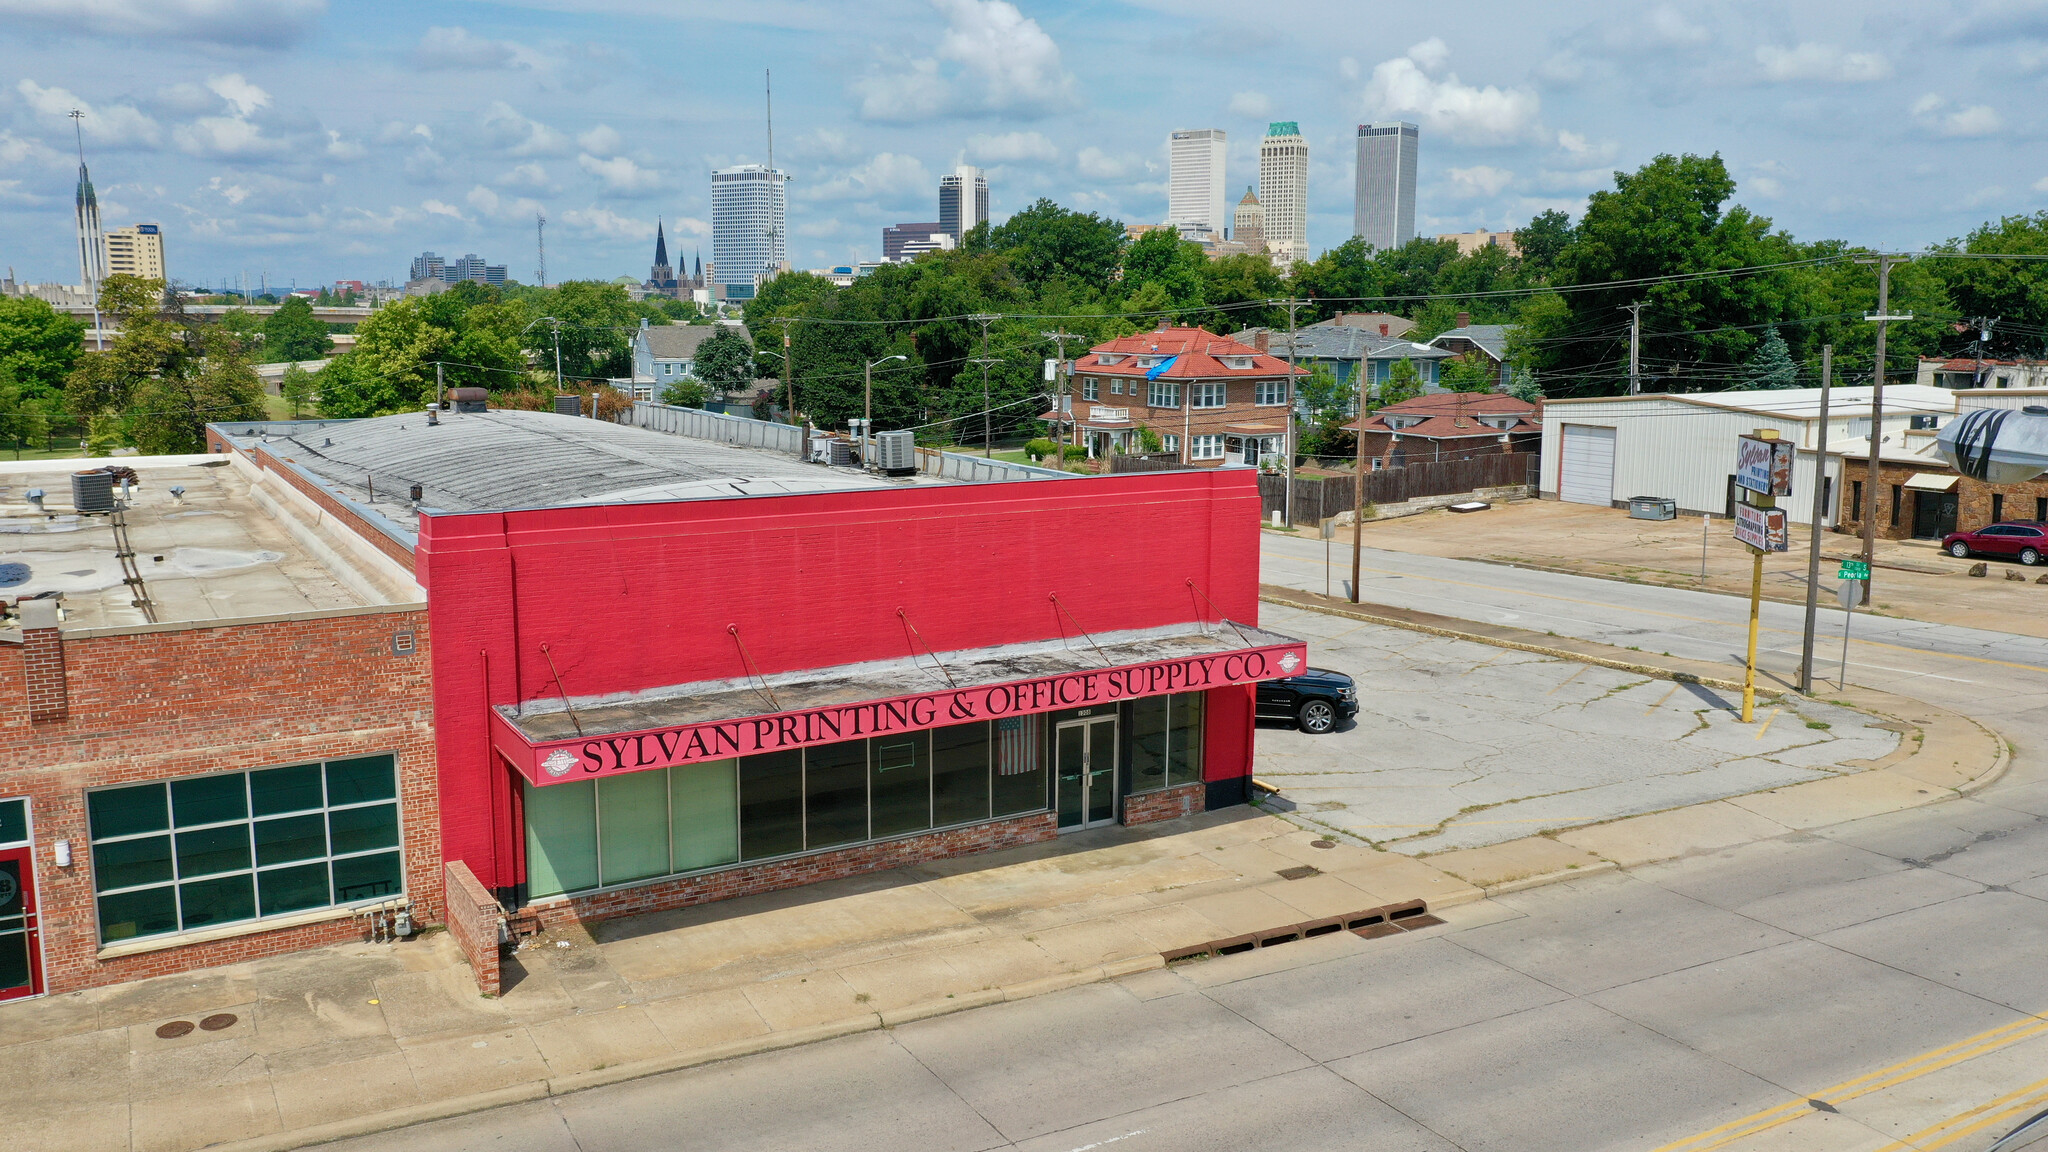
[[1558, 425, 1617, 506]]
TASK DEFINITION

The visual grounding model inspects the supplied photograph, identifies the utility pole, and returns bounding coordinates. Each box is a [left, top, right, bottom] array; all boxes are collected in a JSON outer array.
[[1798, 345, 1832, 695], [1969, 317, 1997, 387], [781, 321, 797, 425], [969, 313, 1000, 457], [1268, 298, 1307, 528], [535, 211, 547, 287], [1351, 355, 1366, 604], [1042, 330, 1080, 465], [1856, 253, 1913, 605], [550, 317, 564, 392], [1620, 302, 1644, 394], [436, 360, 445, 410]]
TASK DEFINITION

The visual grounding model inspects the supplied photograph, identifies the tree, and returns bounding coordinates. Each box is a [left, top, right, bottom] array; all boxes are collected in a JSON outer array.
[[315, 298, 446, 416], [660, 378, 709, 408], [261, 296, 333, 363], [527, 281, 636, 380], [1121, 230, 1207, 313], [0, 295, 86, 400], [130, 328, 266, 454], [279, 363, 317, 417], [1441, 352, 1498, 392], [1376, 358, 1423, 408], [693, 327, 757, 394], [1507, 367, 1543, 402], [1514, 209, 1575, 279], [1927, 212, 2048, 359], [1739, 326, 1798, 389], [972, 198, 1126, 289]]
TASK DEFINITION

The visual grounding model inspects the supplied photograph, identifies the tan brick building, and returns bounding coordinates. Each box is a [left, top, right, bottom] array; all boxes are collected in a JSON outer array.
[[1063, 324, 1306, 467]]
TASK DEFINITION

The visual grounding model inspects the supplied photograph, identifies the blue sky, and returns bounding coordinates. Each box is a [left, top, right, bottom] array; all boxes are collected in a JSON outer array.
[[2, 0, 2043, 290]]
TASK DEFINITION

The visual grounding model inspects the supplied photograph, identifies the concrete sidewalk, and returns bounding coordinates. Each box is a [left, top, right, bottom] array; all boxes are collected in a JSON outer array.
[[1, 595, 2008, 1152]]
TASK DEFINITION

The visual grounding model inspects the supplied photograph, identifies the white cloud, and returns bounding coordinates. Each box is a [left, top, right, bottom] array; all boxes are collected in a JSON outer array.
[[0, 0, 325, 48], [2034, 175, 2048, 193], [0, 129, 63, 167], [421, 198, 468, 221], [1555, 131, 1615, 163], [464, 185, 543, 223], [966, 130, 1058, 164], [497, 162, 550, 189], [1228, 91, 1272, 118], [1913, 94, 2004, 137], [414, 26, 552, 72], [175, 115, 279, 158], [1076, 146, 1141, 180], [561, 207, 655, 240], [206, 73, 270, 118], [16, 80, 160, 146], [1447, 165, 1515, 197], [325, 130, 364, 160], [808, 152, 932, 201], [481, 103, 570, 157], [1362, 42, 1543, 145], [1756, 43, 1891, 83], [577, 125, 623, 154], [1748, 176, 1784, 198], [577, 152, 663, 193], [1645, 7, 1710, 46], [206, 175, 250, 205], [853, 0, 1075, 121]]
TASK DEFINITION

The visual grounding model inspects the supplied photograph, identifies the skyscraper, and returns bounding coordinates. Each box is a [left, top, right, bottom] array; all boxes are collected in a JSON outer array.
[[1258, 122, 1309, 267], [1353, 122, 1419, 253], [74, 146, 106, 293], [711, 163, 788, 301], [1232, 187, 1265, 254], [106, 223, 164, 282], [1167, 129, 1227, 237], [938, 165, 989, 243]]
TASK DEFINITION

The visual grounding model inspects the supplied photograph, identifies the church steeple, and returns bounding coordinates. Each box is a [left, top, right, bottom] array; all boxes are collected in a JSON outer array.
[[653, 218, 669, 270], [647, 216, 676, 294]]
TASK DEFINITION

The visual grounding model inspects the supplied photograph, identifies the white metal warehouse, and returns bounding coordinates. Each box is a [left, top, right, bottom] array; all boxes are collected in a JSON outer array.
[[1537, 385, 1959, 524]]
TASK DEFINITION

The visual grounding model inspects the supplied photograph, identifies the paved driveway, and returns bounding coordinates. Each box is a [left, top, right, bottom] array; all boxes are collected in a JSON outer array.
[[1254, 602, 1899, 854]]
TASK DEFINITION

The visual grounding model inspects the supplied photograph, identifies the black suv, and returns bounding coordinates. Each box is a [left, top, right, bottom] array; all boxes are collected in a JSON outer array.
[[1256, 668, 1359, 733]]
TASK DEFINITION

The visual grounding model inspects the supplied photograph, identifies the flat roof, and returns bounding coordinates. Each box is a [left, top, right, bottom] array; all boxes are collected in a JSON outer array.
[[0, 458, 380, 629], [1545, 384, 1957, 420], [225, 408, 951, 530]]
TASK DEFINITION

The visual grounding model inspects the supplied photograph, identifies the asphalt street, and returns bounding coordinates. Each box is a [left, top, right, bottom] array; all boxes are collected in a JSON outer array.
[[324, 540, 2048, 1152]]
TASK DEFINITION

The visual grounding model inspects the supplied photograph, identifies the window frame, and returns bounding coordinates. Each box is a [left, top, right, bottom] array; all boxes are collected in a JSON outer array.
[[1254, 380, 1287, 406], [1082, 378, 1100, 401], [1191, 382, 1226, 409], [1190, 433, 1225, 460], [1148, 381, 1180, 408]]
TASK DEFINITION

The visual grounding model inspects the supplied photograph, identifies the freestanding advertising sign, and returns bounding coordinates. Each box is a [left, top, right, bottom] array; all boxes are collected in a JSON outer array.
[[1735, 434, 1796, 497], [1733, 502, 1789, 552]]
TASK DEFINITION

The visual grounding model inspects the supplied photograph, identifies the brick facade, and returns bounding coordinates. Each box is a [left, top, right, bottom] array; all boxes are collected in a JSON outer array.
[[1122, 782, 1207, 825], [443, 860, 503, 997], [0, 608, 437, 995], [1834, 462, 2048, 541]]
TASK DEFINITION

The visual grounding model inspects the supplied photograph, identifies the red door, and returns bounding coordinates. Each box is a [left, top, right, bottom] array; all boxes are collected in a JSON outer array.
[[0, 845, 43, 1001]]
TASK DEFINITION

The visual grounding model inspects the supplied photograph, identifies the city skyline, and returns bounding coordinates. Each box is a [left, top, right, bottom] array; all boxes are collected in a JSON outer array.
[[0, 2, 2037, 287]]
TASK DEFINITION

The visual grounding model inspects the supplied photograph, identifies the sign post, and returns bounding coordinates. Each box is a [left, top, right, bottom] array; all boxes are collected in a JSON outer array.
[[1835, 561, 1869, 689], [1734, 430, 1793, 722]]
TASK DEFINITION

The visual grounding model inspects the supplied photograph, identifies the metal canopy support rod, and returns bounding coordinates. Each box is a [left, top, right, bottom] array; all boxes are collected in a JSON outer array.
[[1184, 578, 1256, 647], [537, 643, 584, 736], [1799, 345, 1832, 695], [896, 608, 958, 688], [727, 625, 782, 712], [1047, 593, 1114, 667]]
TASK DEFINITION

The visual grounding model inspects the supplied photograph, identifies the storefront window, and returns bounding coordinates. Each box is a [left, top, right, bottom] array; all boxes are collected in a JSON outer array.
[[87, 755, 404, 944], [598, 772, 670, 885], [992, 714, 1049, 816], [526, 779, 598, 897], [1129, 692, 1206, 793], [804, 740, 869, 850], [739, 750, 804, 861], [1167, 692, 1205, 787], [671, 761, 738, 871], [931, 721, 991, 827], [872, 733, 934, 838]]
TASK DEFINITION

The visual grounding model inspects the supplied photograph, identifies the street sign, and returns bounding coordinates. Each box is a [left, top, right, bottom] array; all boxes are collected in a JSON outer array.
[[1735, 434, 1796, 497], [1837, 578, 1864, 610], [1734, 503, 1789, 552], [1837, 559, 1871, 580]]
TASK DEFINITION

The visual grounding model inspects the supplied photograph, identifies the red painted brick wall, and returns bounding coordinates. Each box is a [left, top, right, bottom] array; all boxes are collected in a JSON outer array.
[[443, 860, 502, 996], [1123, 782, 1206, 825], [0, 609, 437, 994], [533, 812, 1058, 931], [419, 470, 1266, 891]]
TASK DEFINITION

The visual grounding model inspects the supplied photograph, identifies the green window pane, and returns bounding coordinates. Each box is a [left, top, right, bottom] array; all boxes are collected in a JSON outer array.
[[171, 775, 247, 827], [331, 851, 403, 903], [98, 886, 178, 941], [1128, 696, 1170, 795], [175, 824, 252, 878], [670, 760, 738, 872], [258, 863, 331, 915], [738, 750, 803, 861], [325, 755, 396, 805], [932, 722, 990, 827], [1167, 692, 1206, 787], [250, 764, 323, 816], [524, 781, 597, 897], [93, 835, 173, 890], [328, 804, 399, 856], [871, 733, 932, 839], [804, 740, 868, 851], [597, 770, 670, 886], [89, 784, 167, 839], [254, 814, 326, 866], [0, 798, 27, 846], [179, 874, 255, 928], [0, 930, 27, 992]]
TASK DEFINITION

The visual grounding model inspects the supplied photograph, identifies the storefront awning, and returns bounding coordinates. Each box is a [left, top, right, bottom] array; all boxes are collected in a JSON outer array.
[[492, 621, 1308, 786], [1903, 472, 1960, 492]]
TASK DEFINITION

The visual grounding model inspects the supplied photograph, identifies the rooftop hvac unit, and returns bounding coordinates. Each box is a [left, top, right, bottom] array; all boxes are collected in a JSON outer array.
[[873, 430, 916, 475], [553, 394, 583, 417], [828, 439, 858, 467], [71, 469, 116, 514]]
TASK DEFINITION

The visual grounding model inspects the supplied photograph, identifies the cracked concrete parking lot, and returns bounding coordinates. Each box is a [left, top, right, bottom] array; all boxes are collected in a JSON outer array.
[[1254, 603, 1901, 855]]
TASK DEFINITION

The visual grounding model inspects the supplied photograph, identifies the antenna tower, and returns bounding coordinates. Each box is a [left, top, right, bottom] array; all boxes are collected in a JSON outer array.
[[535, 211, 547, 288]]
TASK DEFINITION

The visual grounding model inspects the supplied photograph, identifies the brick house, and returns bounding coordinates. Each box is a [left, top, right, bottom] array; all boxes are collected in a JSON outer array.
[[1831, 434, 2048, 541], [1065, 324, 1306, 466], [1342, 391, 1542, 467], [1429, 312, 1514, 391]]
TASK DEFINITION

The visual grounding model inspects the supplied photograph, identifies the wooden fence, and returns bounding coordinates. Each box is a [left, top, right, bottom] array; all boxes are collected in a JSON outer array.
[[1258, 452, 1538, 522]]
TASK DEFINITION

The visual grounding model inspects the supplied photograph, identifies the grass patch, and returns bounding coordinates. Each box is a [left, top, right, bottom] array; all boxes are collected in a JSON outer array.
[[1805, 720, 1832, 730]]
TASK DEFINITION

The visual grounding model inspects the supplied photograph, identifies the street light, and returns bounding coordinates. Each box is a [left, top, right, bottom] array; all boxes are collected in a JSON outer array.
[[865, 354, 908, 467]]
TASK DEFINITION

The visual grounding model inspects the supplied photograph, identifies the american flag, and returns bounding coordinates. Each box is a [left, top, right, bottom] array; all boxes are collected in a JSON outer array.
[[996, 716, 1038, 776]]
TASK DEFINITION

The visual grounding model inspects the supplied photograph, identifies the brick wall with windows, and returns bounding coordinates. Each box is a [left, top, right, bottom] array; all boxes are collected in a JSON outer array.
[[0, 607, 436, 995], [1834, 464, 2048, 541], [1082, 375, 1300, 467]]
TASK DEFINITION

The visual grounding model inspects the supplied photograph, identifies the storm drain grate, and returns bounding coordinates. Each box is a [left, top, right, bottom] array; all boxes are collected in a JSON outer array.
[[1162, 899, 1443, 965], [1275, 865, 1322, 881]]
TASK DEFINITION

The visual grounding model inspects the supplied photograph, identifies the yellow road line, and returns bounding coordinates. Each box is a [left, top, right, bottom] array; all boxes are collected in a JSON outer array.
[[1754, 707, 1780, 739], [1256, 552, 2048, 676], [1547, 667, 1589, 695], [1646, 683, 1680, 714], [1649, 1014, 2048, 1152], [1874, 1075, 2048, 1152]]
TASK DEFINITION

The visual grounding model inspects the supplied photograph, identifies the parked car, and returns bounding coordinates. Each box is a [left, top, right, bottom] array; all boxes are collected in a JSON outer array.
[[1256, 668, 1359, 733], [1941, 521, 2048, 565]]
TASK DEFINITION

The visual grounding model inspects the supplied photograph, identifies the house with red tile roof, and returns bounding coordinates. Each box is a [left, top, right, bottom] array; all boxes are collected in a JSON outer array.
[[1917, 356, 2048, 391], [1056, 323, 1307, 467], [1341, 391, 1541, 466]]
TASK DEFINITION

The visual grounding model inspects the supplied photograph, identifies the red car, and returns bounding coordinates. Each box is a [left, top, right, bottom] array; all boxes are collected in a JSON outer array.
[[1942, 521, 2048, 565]]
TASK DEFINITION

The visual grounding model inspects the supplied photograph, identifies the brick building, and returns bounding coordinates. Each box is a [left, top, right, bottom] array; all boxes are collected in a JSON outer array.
[[1343, 391, 1541, 467], [1, 453, 431, 1000], [1063, 324, 1306, 466]]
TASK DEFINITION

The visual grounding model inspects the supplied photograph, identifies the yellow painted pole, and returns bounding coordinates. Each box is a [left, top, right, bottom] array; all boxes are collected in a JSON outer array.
[[1743, 547, 1762, 722]]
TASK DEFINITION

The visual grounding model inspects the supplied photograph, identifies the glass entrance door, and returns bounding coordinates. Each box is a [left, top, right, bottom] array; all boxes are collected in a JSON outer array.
[[1055, 717, 1118, 831], [0, 845, 42, 1002]]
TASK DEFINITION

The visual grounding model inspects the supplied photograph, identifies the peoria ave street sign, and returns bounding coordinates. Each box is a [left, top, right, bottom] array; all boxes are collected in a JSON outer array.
[[1734, 502, 1789, 552], [1735, 434, 1796, 497]]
